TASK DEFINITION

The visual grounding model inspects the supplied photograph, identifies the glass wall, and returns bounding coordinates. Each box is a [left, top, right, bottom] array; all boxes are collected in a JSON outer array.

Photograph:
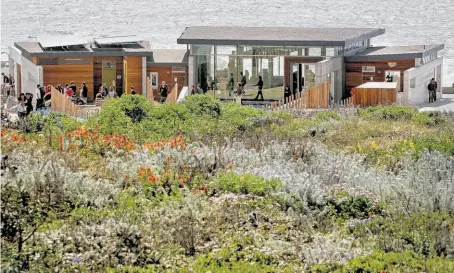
[[191, 45, 334, 100]]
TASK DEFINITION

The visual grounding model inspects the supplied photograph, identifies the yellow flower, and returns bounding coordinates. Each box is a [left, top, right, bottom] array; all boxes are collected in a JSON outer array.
[[357, 143, 363, 153], [409, 141, 415, 150], [370, 141, 379, 150]]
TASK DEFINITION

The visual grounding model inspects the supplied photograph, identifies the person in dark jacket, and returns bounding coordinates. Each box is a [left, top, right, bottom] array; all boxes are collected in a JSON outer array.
[[228, 73, 235, 97], [253, 76, 264, 101], [240, 72, 247, 95], [81, 82, 88, 102], [70, 81, 77, 93], [191, 85, 197, 95], [159, 81, 168, 103], [428, 79, 435, 103], [432, 78, 438, 102], [284, 86, 291, 103], [25, 93, 33, 115]]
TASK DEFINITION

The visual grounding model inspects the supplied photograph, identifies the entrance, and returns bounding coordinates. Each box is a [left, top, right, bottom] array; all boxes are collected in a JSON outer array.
[[385, 70, 401, 91], [291, 63, 317, 94], [102, 60, 116, 93]]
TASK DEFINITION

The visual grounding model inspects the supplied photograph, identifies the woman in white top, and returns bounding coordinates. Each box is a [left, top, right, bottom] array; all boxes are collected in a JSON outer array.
[[108, 86, 115, 98]]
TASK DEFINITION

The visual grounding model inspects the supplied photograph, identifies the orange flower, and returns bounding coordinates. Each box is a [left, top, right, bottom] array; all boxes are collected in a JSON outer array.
[[138, 171, 145, 176], [380, 270, 387, 273], [203, 186, 208, 193], [183, 164, 189, 169], [226, 163, 234, 170], [179, 181, 185, 187]]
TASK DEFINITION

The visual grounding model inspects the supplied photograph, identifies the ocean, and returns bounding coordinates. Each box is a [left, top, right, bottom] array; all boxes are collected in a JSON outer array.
[[1, 0, 453, 86]]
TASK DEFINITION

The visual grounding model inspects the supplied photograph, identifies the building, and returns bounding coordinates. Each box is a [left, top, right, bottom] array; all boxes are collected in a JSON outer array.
[[8, 27, 444, 106], [7, 35, 188, 102], [177, 26, 444, 105]]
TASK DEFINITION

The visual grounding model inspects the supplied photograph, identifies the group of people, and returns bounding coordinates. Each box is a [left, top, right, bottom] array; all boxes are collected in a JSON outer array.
[[1, 73, 15, 97], [427, 78, 438, 103], [191, 72, 265, 102]]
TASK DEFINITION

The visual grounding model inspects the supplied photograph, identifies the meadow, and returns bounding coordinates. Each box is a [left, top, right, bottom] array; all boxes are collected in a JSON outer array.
[[1, 95, 454, 272]]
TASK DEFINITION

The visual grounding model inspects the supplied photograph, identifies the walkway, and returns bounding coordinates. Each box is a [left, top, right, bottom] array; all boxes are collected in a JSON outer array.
[[419, 94, 454, 112]]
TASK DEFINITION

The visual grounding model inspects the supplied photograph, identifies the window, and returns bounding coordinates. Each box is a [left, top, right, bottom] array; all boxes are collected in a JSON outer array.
[[362, 66, 376, 73]]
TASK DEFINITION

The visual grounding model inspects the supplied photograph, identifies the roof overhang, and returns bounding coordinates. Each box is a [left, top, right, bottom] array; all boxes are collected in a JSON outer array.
[[345, 44, 444, 62], [177, 27, 385, 47]]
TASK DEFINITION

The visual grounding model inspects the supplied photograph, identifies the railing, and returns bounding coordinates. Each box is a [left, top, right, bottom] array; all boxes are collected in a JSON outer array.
[[266, 82, 330, 110]]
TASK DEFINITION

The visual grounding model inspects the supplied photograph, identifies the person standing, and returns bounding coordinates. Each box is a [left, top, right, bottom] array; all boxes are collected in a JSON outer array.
[[130, 86, 136, 95], [228, 73, 235, 97], [70, 81, 77, 94], [235, 83, 243, 104], [108, 86, 115, 98], [253, 76, 264, 101], [240, 72, 247, 95], [102, 83, 108, 97], [432, 78, 438, 102], [159, 81, 168, 103], [196, 84, 203, 94], [427, 79, 435, 103], [284, 86, 291, 104], [35, 84, 42, 110], [81, 82, 88, 102], [25, 93, 33, 115], [17, 94, 27, 118], [191, 85, 197, 95]]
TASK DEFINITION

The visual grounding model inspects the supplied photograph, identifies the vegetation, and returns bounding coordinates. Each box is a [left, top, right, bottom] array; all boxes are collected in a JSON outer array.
[[1, 95, 453, 272]]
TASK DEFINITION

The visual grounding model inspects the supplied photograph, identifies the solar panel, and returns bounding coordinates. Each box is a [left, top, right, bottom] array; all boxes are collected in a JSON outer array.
[[38, 35, 88, 48], [94, 35, 142, 45]]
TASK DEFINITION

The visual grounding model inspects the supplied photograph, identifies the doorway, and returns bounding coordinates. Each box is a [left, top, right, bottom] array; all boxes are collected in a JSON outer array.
[[102, 60, 116, 92], [385, 70, 401, 91], [291, 63, 317, 93]]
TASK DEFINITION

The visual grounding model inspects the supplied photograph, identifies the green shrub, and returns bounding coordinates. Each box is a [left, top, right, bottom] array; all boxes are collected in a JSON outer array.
[[326, 191, 383, 221], [314, 110, 341, 122], [359, 106, 416, 120], [412, 111, 446, 126], [312, 251, 454, 273], [213, 173, 283, 196], [182, 94, 222, 117]]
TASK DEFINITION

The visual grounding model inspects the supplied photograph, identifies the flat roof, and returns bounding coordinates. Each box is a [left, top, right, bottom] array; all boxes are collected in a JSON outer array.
[[177, 26, 385, 46], [356, 82, 398, 89], [38, 35, 88, 48], [14, 41, 153, 57], [345, 45, 444, 61], [148, 49, 189, 65], [94, 35, 143, 45]]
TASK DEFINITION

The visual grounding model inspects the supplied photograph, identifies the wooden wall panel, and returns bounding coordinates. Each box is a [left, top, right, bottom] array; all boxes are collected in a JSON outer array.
[[345, 59, 415, 96], [124, 56, 143, 95], [147, 66, 174, 101], [42, 57, 94, 100], [351, 87, 397, 107]]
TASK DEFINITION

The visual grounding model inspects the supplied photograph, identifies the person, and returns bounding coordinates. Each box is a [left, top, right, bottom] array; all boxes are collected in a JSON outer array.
[[432, 78, 438, 102], [108, 86, 115, 98], [70, 81, 77, 93], [65, 85, 74, 98], [25, 93, 33, 115], [228, 73, 235, 97], [284, 86, 291, 103], [2, 73, 9, 84], [235, 83, 243, 104], [130, 86, 136, 95], [81, 82, 88, 102], [102, 83, 108, 97], [190, 85, 197, 95], [159, 81, 168, 103], [386, 72, 393, 82], [56, 84, 63, 93], [35, 84, 42, 110], [427, 79, 435, 103], [196, 84, 203, 95], [45, 85, 52, 95], [17, 94, 27, 118], [240, 72, 247, 95], [95, 92, 103, 106], [253, 76, 264, 101]]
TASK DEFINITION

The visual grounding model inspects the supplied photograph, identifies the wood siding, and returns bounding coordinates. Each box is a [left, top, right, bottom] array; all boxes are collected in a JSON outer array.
[[93, 57, 123, 97], [147, 65, 187, 101], [42, 57, 94, 101], [351, 86, 397, 107], [124, 56, 143, 95], [267, 81, 330, 110], [345, 59, 415, 95]]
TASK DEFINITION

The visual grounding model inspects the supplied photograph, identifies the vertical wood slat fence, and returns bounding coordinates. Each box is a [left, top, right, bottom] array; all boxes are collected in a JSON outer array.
[[146, 77, 157, 105], [50, 87, 99, 118], [166, 83, 179, 104], [266, 82, 330, 110], [350, 87, 397, 107]]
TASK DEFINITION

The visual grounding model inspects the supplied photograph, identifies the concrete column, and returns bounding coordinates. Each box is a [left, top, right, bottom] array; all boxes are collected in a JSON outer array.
[[304, 48, 309, 56], [188, 56, 194, 89]]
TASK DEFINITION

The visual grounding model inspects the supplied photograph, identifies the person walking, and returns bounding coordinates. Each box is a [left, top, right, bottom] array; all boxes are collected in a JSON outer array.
[[253, 76, 264, 101], [159, 81, 168, 103], [427, 79, 435, 103], [35, 84, 42, 110]]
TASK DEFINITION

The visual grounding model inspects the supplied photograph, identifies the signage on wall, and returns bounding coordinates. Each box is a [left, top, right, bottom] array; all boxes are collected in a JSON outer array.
[[388, 62, 397, 68]]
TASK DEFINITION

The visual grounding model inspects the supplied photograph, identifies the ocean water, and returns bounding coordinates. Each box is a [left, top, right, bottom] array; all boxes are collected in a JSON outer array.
[[1, 0, 453, 86]]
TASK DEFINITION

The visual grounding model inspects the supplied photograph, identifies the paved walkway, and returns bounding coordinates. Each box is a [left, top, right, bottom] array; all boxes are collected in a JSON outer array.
[[419, 94, 454, 112]]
